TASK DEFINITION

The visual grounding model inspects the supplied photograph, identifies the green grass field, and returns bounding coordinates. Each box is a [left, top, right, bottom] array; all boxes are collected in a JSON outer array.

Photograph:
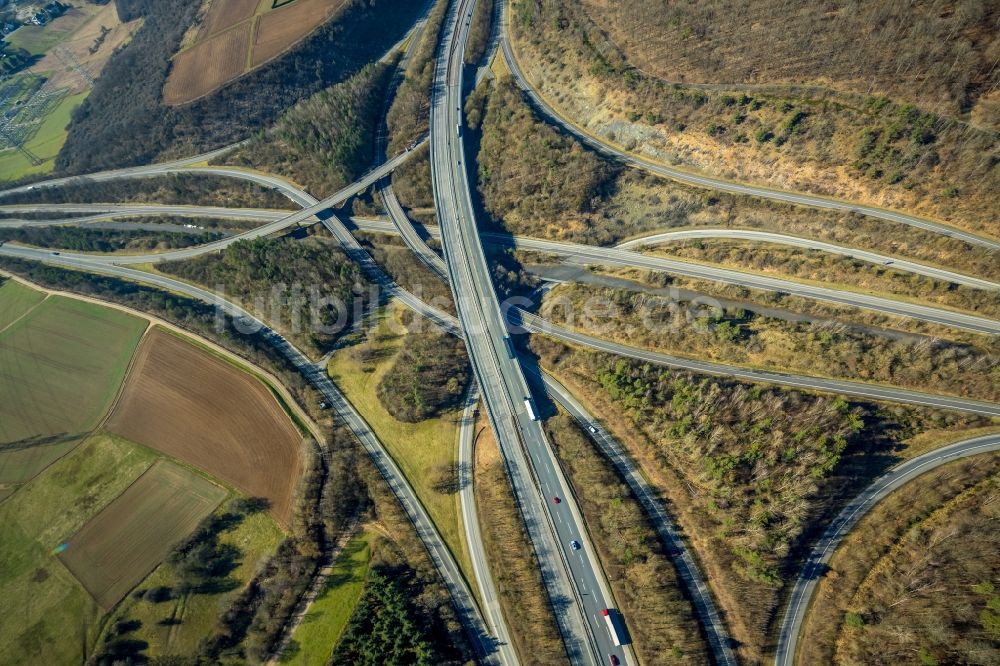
[[326, 306, 474, 586], [281, 530, 373, 665], [0, 433, 157, 665], [110, 508, 284, 657], [0, 294, 147, 484], [0, 278, 45, 331], [0, 91, 89, 182], [0, 430, 287, 663], [59, 460, 227, 608]]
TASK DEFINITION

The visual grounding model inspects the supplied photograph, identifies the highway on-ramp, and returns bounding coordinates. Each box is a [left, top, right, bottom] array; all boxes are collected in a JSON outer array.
[[513, 310, 1000, 418], [617, 228, 999, 292], [773, 432, 1000, 666]]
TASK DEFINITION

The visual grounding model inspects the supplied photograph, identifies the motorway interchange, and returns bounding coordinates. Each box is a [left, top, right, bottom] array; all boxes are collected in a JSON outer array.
[[1, 1, 999, 664]]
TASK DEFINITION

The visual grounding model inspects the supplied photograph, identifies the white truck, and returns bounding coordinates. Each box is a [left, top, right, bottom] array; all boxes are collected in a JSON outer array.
[[602, 608, 623, 647], [523, 397, 538, 421]]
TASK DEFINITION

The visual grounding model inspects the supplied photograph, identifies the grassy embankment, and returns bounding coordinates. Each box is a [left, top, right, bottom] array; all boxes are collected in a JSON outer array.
[[326, 304, 475, 587], [280, 530, 374, 666]]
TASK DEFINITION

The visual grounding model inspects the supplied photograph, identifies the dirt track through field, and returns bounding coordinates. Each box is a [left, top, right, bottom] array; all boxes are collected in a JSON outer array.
[[107, 327, 303, 526], [202, 0, 259, 38]]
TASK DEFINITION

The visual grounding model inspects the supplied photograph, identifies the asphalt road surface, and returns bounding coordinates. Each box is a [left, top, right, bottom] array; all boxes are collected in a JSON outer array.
[[773, 433, 1000, 666], [430, 0, 629, 663], [617, 228, 999, 291]]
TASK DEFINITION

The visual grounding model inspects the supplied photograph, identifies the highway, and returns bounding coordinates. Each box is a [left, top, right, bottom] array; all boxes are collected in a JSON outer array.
[[496, 1, 1000, 254], [0, 142, 245, 199], [534, 369, 739, 666], [513, 310, 1000, 418], [617, 228, 1000, 292], [12, 206, 989, 294], [0, 204, 292, 227], [10, 147, 422, 265], [7, 197, 998, 336], [430, 0, 628, 664], [9, 233, 1000, 666], [773, 432, 1000, 666], [497, 235, 1000, 335], [457, 382, 518, 663], [0, 244, 504, 665]]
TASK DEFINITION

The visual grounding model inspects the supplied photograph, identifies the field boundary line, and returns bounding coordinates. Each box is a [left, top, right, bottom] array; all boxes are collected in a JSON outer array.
[[0, 291, 49, 336], [0, 270, 323, 443], [95, 322, 154, 435]]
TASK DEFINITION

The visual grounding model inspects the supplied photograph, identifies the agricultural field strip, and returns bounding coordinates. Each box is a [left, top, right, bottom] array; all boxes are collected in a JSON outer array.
[[773, 432, 1000, 666], [58, 459, 227, 609], [495, 0, 1000, 253], [106, 327, 305, 527], [0, 250, 500, 664], [0, 293, 148, 483]]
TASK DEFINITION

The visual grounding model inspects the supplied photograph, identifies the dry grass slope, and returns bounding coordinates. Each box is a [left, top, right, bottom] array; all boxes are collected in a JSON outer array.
[[581, 0, 1000, 124], [106, 328, 303, 526]]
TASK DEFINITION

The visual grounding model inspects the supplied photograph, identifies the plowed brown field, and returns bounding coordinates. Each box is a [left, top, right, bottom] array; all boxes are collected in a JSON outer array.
[[251, 0, 346, 67], [163, 0, 346, 106], [163, 22, 252, 105], [59, 460, 226, 608], [202, 0, 259, 38], [106, 328, 303, 526]]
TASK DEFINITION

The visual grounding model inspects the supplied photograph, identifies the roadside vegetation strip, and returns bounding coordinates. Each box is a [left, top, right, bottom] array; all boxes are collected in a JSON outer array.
[[58, 459, 227, 609], [471, 412, 569, 664], [280, 529, 374, 666], [0, 294, 147, 484], [106, 327, 305, 528], [796, 452, 1000, 666], [775, 432, 1000, 666], [116, 505, 285, 659]]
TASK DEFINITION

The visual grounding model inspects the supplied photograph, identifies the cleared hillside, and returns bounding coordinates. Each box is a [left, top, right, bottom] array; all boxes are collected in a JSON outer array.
[[582, 0, 1000, 126]]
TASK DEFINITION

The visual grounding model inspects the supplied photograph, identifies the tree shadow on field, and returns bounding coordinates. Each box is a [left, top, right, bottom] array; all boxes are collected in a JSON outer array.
[[0, 432, 82, 453]]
